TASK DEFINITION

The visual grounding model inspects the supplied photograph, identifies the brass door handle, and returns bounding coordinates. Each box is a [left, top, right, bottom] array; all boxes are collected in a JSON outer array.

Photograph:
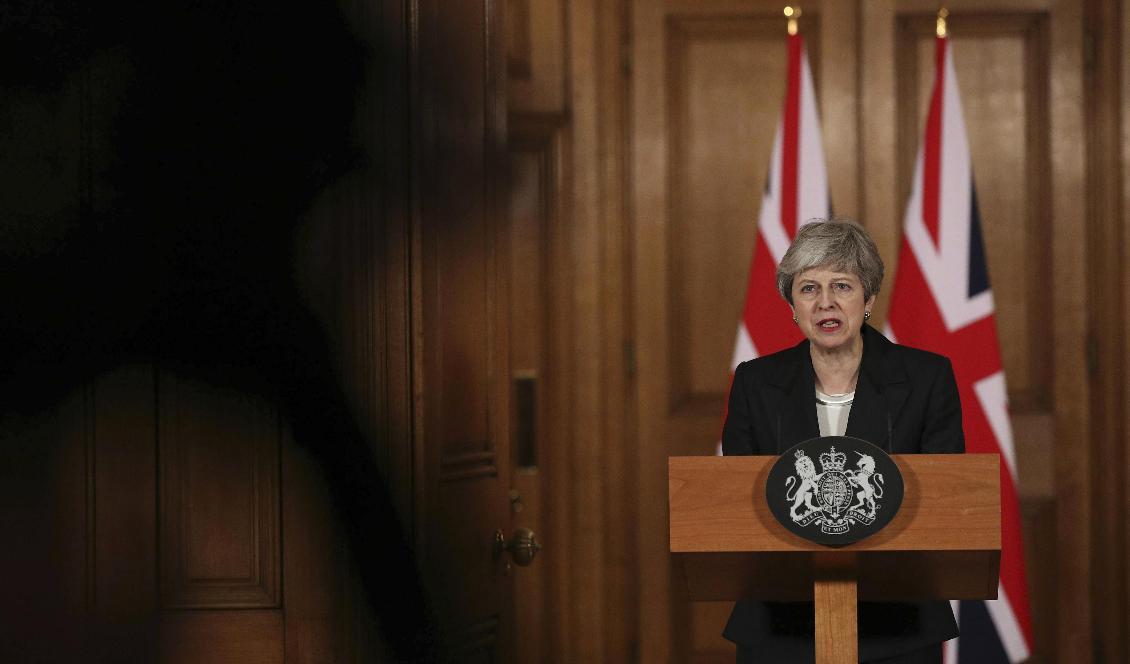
[[493, 527, 541, 566]]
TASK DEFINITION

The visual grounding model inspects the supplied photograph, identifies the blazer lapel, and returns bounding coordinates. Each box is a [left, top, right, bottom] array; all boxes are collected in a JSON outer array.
[[845, 369, 883, 445], [846, 325, 909, 452], [769, 341, 820, 453]]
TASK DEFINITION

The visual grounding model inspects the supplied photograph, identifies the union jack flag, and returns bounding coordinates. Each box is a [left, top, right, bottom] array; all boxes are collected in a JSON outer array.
[[728, 31, 829, 376], [886, 32, 1033, 664]]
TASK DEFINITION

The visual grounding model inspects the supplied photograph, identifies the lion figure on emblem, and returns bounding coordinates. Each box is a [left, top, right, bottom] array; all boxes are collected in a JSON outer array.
[[785, 451, 820, 520]]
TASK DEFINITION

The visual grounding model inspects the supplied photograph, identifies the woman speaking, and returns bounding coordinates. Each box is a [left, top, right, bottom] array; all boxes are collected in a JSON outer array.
[[722, 219, 962, 663]]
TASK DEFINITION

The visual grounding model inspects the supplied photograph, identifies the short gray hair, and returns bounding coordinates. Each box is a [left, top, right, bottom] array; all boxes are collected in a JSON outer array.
[[776, 219, 884, 304]]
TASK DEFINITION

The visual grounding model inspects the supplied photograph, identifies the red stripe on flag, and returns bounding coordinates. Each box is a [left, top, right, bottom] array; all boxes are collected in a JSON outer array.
[[888, 244, 1033, 647], [922, 36, 947, 248], [780, 33, 802, 237], [744, 236, 804, 356], [887, 243, 1001, 385]]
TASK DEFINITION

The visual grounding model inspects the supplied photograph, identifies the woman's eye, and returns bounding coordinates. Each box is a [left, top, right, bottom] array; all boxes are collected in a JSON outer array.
[[800, 284, 815, 293], [833, 282, 851, 291]]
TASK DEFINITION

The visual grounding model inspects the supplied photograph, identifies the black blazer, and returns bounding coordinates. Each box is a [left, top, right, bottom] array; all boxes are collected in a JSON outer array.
[[721, 324, 962, 662]]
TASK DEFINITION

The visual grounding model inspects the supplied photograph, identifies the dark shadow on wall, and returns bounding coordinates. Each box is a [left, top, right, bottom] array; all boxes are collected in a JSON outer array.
[[0, 0, 436, 660]]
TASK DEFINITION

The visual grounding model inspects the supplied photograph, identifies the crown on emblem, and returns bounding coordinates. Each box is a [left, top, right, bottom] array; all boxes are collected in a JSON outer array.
[[819, 446, 847, 471]]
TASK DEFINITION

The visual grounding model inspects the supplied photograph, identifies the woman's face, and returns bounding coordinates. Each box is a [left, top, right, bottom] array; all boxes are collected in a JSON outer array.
[[789, 266, 875, 354]]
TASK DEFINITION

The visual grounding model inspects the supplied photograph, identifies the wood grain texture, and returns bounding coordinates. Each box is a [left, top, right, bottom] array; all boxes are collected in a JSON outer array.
[[160, 610, 283, 664], [415, 1, 514, 656], [814, 577, 857, 664], [1086, 2, 1127, 662], [860, 0, 900, 324], [509, 112, 578, 661], [566, 0, 634, 660], [282, 440, 355, 664], [507, 113, 565, 664], [666, 14, 799, 410], [158, 375, 280, 609], [670, 455, 1000, 552], [670, 455, 1000, 601], [418, 0, 495, 461], [819, 1, 859, 219], [508, 0, 567, 113], [631, 0, 674, 656], [1119, 1, 1130, 660], [507, 0, 533, 79], [93, 366, 158, 660], [1047, 1, 1091, 661], [449, 615, 500, 663], [0, 384, 92, 660], [296, 0, 417, 531]]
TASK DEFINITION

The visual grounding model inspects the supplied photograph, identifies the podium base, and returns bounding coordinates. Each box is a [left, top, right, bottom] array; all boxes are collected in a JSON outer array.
[[815, 576, 857, 664]]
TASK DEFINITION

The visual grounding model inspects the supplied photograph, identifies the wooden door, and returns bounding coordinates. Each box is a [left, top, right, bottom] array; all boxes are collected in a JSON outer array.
[[629, 1, 1086, 662], [414, 0, 517, 660], [506, 113, 566, 663], [0, 365, 379, 663]]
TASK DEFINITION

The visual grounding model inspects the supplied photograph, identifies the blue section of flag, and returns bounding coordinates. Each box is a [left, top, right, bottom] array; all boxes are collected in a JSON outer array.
[[967, 184, 989, 298], [957, 601, 1010, 664]]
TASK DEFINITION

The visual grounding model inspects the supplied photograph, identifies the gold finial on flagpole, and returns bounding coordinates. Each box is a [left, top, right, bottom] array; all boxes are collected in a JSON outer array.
[[784, 6, 801, 36], [936, 7, 949, 38]]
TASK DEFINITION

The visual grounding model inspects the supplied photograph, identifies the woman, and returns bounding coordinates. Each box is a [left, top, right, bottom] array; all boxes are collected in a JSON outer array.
[[722, 219, 962, 663]]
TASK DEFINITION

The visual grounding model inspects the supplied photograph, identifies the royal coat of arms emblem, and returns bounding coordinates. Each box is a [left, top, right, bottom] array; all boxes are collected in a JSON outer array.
[[766, 436, 904, 545]]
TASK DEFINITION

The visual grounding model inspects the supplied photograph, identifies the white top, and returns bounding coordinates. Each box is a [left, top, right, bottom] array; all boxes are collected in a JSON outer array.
[[815, 388, 855, 437]]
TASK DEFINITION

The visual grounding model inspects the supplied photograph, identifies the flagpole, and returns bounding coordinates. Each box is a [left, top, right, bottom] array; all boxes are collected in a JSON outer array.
[[936, 7, 948, 38], [784, 5, 801, 36]]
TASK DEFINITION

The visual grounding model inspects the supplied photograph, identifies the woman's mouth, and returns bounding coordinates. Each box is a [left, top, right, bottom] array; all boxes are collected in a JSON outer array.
[[817, 318, 842, 330]]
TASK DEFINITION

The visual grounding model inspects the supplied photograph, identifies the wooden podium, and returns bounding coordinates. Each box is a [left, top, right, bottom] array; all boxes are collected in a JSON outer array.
[[668, 454, 1000, 664]]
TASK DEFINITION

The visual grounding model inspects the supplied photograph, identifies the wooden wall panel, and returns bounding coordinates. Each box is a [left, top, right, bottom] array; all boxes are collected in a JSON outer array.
[[449, 616, 500, 663], [566, 0, 634, 659], [508, 0, 533, 79], [416, 0, 513, 657], [1119, 3, 1130, 661], [421, 0, 495, 467], [860, 0, 901, 316], [158, 375, 280, 609], [819, 2, 860, 218], [160, 610, 283, 664], [0, 389, 91, 661], [508, 0, 567, 113], [897, 14, 1051, 408], [666, 16, 802, 410], [294, 0, 416, 533], [1045, 2, 1090, 661], [93, 366, 159, 661], [1088, 1, 1127, 661], [507, 114, 562, 664], [282, 440, 374, 664]]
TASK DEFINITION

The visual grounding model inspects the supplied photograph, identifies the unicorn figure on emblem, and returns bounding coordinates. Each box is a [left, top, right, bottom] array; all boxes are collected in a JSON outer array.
[[847, 451, 885, 519]]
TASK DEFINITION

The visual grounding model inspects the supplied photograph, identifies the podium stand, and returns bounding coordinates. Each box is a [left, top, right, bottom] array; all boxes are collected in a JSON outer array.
[[668, 454, 1000, 664]]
